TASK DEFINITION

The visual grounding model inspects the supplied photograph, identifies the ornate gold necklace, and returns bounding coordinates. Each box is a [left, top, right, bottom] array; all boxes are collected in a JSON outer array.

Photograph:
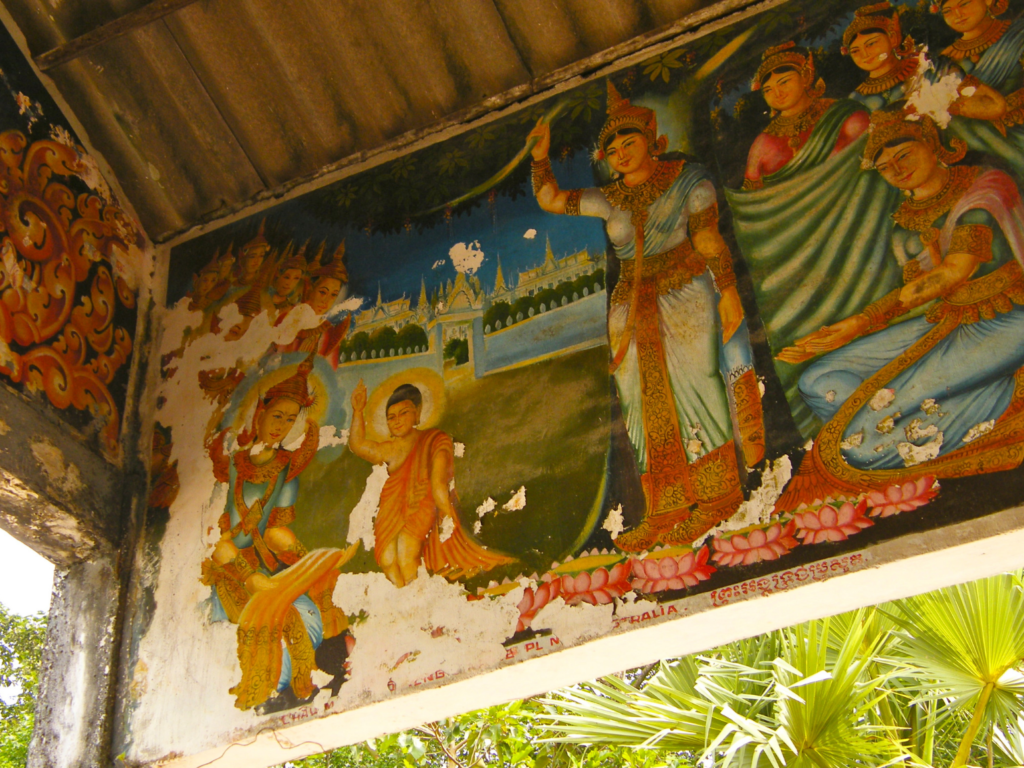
[[764, 98, 834, 149], [893, 165, 979, 232], [602, 158, 685, 214], [944, 19, 1010, 62], [856, 55, 919, 96]]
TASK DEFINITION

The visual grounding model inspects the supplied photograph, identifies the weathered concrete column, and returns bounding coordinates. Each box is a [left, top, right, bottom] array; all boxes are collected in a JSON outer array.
[[28, 554, 122, 768], [0, 386, 130, 768]]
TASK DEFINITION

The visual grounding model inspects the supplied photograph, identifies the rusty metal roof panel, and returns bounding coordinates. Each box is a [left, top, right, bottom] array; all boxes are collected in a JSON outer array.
[[59, 22, 265, 231], [2, 0, 723, 240]]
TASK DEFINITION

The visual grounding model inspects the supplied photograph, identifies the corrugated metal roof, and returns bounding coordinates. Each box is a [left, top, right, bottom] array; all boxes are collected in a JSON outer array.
[[3, 0, 733, 241]]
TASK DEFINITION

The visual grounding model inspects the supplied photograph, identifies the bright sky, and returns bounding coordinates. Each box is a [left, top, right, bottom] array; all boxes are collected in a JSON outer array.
[[0, 529, 54, 615]]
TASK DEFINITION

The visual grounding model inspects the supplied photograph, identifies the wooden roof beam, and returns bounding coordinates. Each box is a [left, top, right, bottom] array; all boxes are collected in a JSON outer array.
[[35, 0, 203, 71]]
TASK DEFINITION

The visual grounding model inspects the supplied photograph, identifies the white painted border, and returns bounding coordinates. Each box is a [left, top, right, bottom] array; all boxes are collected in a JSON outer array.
[[158, 504, 1024, 768]]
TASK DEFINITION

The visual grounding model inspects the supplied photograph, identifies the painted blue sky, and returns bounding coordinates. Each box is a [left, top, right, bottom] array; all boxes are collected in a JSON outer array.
[[167, 152, 607, 309]]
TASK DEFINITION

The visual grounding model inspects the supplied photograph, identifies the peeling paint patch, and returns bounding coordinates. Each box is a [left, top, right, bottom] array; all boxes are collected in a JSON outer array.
[[439, 515, 455, 542], [347, 464, 390, 549], [840, 430, 864, 449], [921, 398, 943, 416], [333, 571, 521, 696], [870, 388, 896, 411], [318, 425, 349, 448], [602, 504, 624, 540], [476, 497, 497, 517], [899, 433, 944, 466], [876, 413, 900, 435], [905, 418, 939, 442], [31, 441, 84, 495], [503, 486, 527, 511], [454, 442, 466, 458], [702, 455, 793, 542], [449, 241, 485, 275], [906, 47, 962, 128], [962, 420, 995, 444]]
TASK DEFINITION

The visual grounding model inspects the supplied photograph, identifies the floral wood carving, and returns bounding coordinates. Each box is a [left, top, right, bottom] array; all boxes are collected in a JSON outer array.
[[0, 130, 139, 459]]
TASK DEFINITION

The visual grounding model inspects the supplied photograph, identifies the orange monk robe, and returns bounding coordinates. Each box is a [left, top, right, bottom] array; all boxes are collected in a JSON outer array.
[[374, 428, 514, 577]]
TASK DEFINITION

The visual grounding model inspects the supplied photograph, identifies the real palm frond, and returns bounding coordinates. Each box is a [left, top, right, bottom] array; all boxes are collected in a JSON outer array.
[[542, 611, 899, 768]]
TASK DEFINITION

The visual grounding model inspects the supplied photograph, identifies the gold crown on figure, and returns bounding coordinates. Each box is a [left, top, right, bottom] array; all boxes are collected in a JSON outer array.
[[309, 240, 349, 284], [861, 108, 968, 168], [751, 42, 817, 90], [842, 2, 915, 55], [595, 81, 668, 159], [241, 219, 271, 256], [277, 244, 310, 275], [263, 354, 315, 408], [197, 248, 221, 277], [929, 0, 1006, 13]]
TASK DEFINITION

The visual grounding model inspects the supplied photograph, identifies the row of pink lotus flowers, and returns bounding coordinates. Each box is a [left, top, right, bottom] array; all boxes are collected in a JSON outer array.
[[515, 477, 938, 632], [711, 476, 937, 565]]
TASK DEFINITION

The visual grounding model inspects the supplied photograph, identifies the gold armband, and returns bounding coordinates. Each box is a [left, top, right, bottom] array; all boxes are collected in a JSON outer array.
[[707, 247, 737, 290], [861, 288, 905, 333], [564, 188, 583, 216], [903, 261, 923, 283], [689, 203, 719, 234], [531, 157, 556, 196], [267, 504, 296, 527], [949, 224, 993, 262], [230, 552, 257, 582]]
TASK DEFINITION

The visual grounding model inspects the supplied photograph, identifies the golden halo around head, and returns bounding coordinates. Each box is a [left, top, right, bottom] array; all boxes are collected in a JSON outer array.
[[364, 368, 446, 442], [232, 363, 329, 443]]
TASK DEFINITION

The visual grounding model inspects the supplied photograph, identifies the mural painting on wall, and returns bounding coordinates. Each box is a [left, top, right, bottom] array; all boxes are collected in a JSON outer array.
[[0, 23, 143, 461], [141, 0, 1024, 732]]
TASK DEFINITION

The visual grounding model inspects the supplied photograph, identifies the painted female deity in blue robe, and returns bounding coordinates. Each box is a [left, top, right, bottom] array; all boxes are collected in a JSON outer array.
[[527, 81, 765, 552], [777, 108, 1024, 508]]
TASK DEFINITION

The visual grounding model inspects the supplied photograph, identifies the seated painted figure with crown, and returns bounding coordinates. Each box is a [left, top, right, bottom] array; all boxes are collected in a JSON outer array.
[[776, 106, 1024, 508], [202, 355, 356, 712], [527, 81, 765, 553], [348, 380, 515, 588]]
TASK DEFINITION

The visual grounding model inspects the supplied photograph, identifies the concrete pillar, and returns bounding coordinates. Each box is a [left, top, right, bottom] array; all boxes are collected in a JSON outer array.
[[28, 554, 122, 768]]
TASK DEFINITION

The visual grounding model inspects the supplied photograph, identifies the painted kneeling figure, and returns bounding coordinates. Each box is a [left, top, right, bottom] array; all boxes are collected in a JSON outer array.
[[349, 380, 514, 588], [778, 107, 1024, 503]]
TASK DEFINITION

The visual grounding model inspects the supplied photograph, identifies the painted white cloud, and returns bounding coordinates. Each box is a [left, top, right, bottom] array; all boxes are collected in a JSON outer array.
[[449, 241, 485, 275], [326, 296, 365, 321], [523, 229, 537, 240]]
